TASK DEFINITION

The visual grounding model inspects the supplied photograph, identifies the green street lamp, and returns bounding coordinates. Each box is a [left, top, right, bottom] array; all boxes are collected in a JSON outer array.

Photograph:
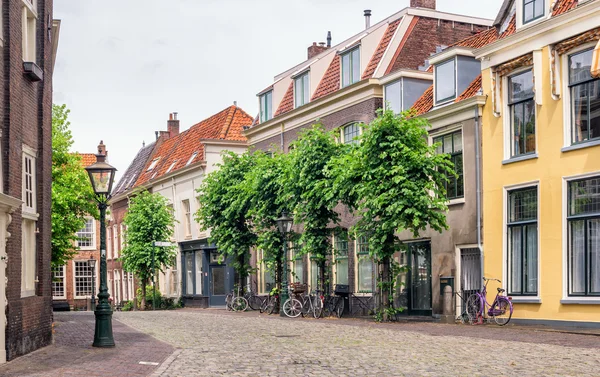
[[85, 149, 117, 348], [275, 212, 293, 317]]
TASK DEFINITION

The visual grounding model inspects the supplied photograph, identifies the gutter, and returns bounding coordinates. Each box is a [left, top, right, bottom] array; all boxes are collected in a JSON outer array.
[[474, 105, 484, 286]]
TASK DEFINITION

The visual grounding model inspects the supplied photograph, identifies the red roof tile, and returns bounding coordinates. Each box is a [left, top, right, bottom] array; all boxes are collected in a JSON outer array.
[[274, 82, 294, 117], [552, 0, 578, 16], [451, 28, 497, 48], [135, 105, 251, 186], [77, 153, 97, 167], [456, 74, 483, 101], [385, 16, 420, 75], [362, 18, 402, 79], [411, 86, 434, 115], [499, 15, 516, 40], [312, 56, 340, 101]]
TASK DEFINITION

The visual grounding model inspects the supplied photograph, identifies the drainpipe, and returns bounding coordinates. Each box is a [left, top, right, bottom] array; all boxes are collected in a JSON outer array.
[[280, 123, 285, 151], [474, 106, 483, 282]]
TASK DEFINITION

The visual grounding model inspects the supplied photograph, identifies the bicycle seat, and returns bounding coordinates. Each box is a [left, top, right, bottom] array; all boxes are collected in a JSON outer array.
[[497, 288, 505, 293]]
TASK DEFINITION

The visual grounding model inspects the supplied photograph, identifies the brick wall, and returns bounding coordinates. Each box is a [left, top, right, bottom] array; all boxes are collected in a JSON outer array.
[[3, 0, 55, 360]]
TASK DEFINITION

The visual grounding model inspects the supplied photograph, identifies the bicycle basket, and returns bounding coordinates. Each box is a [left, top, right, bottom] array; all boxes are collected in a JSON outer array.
[[290, 282, 306, 294]]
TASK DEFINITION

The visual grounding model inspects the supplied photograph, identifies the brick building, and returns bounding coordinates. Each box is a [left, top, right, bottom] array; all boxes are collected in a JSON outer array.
[[0, 0, 60, 362], [244, 0, 493, 316]]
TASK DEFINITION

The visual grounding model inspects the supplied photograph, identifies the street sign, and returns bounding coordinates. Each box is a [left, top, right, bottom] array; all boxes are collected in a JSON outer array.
[[153, 241, 175, 247]]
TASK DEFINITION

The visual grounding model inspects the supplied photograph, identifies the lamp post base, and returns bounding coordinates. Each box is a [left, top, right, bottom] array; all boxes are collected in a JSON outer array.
[[92, 303, 115, 347]]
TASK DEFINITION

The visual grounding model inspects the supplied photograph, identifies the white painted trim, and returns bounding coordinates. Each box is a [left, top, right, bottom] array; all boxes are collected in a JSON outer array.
[[51, 265, 66, 300], [429, 47, 476, 66], [373, 15, 413, 79], [379, 69, 433, 85], [502, 181, 541, 297], [73, 260, 99, 300], [76, 217, 96, 250], [516, 0, 550, 31], [533, 49, 544, 105], [406, 8, 493, 26], [502, 65, 536, 160], [418, 96, 486, 127], [433, 57, 458, 107]]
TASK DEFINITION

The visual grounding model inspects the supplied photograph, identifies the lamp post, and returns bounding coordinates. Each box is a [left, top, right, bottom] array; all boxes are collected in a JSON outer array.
[[85, 150, 117, 348], [275, 212, 293, 317], [88, 256, 96, 310]]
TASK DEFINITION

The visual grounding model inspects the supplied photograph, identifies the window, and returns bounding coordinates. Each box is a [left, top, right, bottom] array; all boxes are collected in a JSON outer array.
[[435, 59, 456, 104], [107, 227, 112, 259], [341, 47, 360, 88], [186, 152, 198, 166], [52, 265, 65, 299], [290, 239, 304, 283], [76, 217, 95, 249], [523, 0, 544, 24], [120, 224, 126, 250], [434, 131, 464, 199], [166, 160, 177, 173], [507, 187, 538, 296], [22, 152, 36, 214], [21, 219, 36, 296], [22, 3, 36, 62], [568, 48, 600, 145], [258, 250, 275, 294], [147, 158, 160, 171], [260, 91, 273, 123], [356, 236, 373, 293], [310, 257, 318, 291], [182, 199, 191, 238], [294, 72, 309, 108], [385, 80, 402, 114], [342, 123, 360, 145], [74, 261, 94, 298], [113, 224, 118, 258], [385, 78, 433, 113], [334, 231, 349, 285], [568, 177, 600, 296], [508, 70, 536, 157]]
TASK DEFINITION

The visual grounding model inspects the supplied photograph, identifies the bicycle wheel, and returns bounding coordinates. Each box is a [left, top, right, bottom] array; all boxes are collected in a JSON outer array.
[[267, 296, 279, 315], [232, 297, 248, 312], [225, 293, 233, 311], [247, 295, 262, 311], [283, 298, 302, 318], [491, 297, 513, 326], [335, 297, 345, 318], [300, 296, 310, 318], [259, 297, 269, 313], [466, 293, 482, 323], [312, 295, 323, 319]]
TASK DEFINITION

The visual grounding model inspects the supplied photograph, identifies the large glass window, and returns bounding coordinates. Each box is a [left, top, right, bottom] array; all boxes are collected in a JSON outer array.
[[356, 236, 373, 293], [508, 70, 536, 157], [341, 47, 360, 88], [568, 177, 600, 296], [310, 257, 318, 292], [74, 261, 94, 297], [76, 218, 95, 248], [52, 265, 65, 298], [294, 72, 310, 108], [182, 199, 191, 238], [290, 239, 304, 283], [334, 231, 349, 285], [523, 0, 544, 24], [384, 80, 402, 114], [258, 250, 275, 294], [342, 123, 360, 145], [435, 59, 456, 104], [569, 48, 600, 145], [507, 187, 538, 295], [260, 90, 273, 123], [434, 131, 464, 199]]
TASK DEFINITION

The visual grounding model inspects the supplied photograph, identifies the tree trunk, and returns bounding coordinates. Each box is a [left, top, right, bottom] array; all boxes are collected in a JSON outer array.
[[140, 277, 148, 311], [318, 259, 326, 294], [275, 255, 282, 294], [381, 255, 390, 321]]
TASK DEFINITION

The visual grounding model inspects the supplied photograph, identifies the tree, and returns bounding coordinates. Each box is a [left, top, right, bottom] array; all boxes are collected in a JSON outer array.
[[328, 109, 454, 320], [121, 190, 176, 309], [282, 125, 345, 292], [196, 152, 257, 293], [51, 104, 98, 267]]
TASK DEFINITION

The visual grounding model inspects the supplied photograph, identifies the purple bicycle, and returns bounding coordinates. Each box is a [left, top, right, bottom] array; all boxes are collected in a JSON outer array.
[[466, 277, 513, 326]]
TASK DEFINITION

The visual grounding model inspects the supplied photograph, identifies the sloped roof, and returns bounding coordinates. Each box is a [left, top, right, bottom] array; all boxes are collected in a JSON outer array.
[[112, 142, 156, 196], [135, 105, 252, 187], [456, 75, 483, 101], [274, 82, 294, 116], [451, 27, 498, 48], [362, 18, 402, 79], [411, 86, 434, 115], [77, 153, 97, 167], [312, 56, 341, 101], [552, 0, 578, 16]]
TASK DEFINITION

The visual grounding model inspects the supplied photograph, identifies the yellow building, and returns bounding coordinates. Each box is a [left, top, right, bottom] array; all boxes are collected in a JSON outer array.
[[478, 0, 600, 325]]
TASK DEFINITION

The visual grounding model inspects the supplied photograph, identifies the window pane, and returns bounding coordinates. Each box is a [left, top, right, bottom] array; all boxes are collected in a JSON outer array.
[[358, 257, 373, 292], [569, 49, 593, 84], [294, 260, 304, 283], [186, 253, 194, 295], [590, 81, 600, 141], [509, 70, 534, 103], [572, 84, 590, 143], [336, 258, 349, 285], [435, 59, 456, 102], [335, 231, 348, 256], [352, 48, 360, 83], [303, 74, 309, 104], [525, 224, 538, 294], [524, 99, 536, 154], [589, 219, 600, 294], [511, 102, 526, 156], [385, 81, 402, 114], [195, 251, 202, 295], [509, 187, 537, 223], [570, 220, 586, 295], [434, 136, 443, 155], [533, 0, 544, 18], [443, 134, 453, 154], [524, 1, 534, 22], [509, 227, 523, 294], [311, 260, 318, 291], [342, 53, 350, 87], [343, 123, 360, 145], [294, 76, 303, 107], [453, 132, 462, 152], [569, 177, 600, 216], [454, 154, 464, 198]]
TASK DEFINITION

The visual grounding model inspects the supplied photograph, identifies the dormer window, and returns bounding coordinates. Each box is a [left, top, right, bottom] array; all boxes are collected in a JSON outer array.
[[384, 77, 432, 113], [341, 47, 360, 88], [294, 72, 309, 108], [523, 0, 544, 24], [259, 90, 272, 122], [433, 54, 481, 106], [186, 152, 198, 166], [435, 59, 456, 104], [147, 158, 160, 171], [166, 160, 178, 173]]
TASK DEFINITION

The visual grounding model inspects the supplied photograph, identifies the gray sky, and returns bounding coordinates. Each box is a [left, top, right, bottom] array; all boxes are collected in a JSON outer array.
[[54, 0, 502, 179]]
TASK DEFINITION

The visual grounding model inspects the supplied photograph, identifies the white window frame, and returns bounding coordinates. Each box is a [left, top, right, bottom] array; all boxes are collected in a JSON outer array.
[[73, 260, 97, 299], [434, 57, 457, 106], [120, 223, 126, 251], [112, 224, 118, 258], [294, 71, 310, 108], [52, 265, 66, 299], [340, 122, 361, 145], [341, 46, 361, 88], [259, 90, 273, 123], [428, 124, 465, 206], [561, 171, 600, 304], [502, 180, 541, 303], [257, 249, 275, 295], [182, 199, 192, 239], [21, 0, 37, 62], [332, 230, 349, 286], [354, 236, 374, 296], [186, 152, 198, 166], [561, 42, 599, 150], [22, 146, 37, 217], [76, 217, 96, 250], [147, 158, 160, 172], [21, 218, 36, 297], [502, 65, 538, 162], [517, 0, 549, 29], [166, 160, 177, 174], [107, 227, 112, 260]]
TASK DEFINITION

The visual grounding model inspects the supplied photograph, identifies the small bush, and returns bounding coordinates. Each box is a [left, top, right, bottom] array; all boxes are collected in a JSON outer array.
[[121, 300, 134, 311]]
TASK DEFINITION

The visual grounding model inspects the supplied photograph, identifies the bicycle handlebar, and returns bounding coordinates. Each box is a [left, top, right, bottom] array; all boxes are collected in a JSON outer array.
[[483, 277, 501, 283]]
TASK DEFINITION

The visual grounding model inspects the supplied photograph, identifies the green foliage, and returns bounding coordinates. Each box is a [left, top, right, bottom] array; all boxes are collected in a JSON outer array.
[[196, 152, 257, 288], [51, 104, 99, 267], [122, 191, 176, 308], [121, 300, 134, 311]]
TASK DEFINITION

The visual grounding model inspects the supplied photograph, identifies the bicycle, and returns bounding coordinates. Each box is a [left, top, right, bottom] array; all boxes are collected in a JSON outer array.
[[282, 283, 305, 318], [322, 294, 344, 318], [261, 287, 280, 315], [466, 277, 513, 326], [454, 290, 471, 324], [225, 286, 248, 312], [300, 288, 324, 319], [244, 286, 264, 311]]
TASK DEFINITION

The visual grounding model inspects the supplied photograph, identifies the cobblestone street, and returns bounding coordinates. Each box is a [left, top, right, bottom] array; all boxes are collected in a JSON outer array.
[[115, 309, 600, 377]]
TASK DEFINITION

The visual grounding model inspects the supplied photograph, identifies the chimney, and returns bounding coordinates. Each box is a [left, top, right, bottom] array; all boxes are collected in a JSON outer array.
[[308, 41, 328, 59], [97, 140, 107, 157], [327, 31, 332, 48], [364, 9, 371, 29], [167, 112, 180, 138], [410, 0, 436, 9]]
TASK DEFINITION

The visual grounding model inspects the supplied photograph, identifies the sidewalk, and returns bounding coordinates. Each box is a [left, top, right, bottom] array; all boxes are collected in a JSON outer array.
[[0, 312, 175, 377]]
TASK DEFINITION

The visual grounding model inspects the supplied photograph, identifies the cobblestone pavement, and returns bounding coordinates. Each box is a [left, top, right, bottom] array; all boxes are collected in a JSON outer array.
[[115, 309, 600, 377], [0, 312, 174, 377]]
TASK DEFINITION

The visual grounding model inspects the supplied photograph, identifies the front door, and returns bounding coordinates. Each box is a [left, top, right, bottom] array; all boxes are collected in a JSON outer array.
[[397, 241, 432, 315], [209, 265, 227, 306]]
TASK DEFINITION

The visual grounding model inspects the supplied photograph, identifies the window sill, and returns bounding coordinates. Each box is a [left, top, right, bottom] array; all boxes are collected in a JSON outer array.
[[352, 292, 373, 297], [510, 297, 541, 304], [22, 211, 39, 221], [447, 198, 465, 206], [561, 139, 600, 153], [77, 246, 96, 251], [560, 299, 600, 305], [502, 153, 538, 165], [21, 290, 35, 298]]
